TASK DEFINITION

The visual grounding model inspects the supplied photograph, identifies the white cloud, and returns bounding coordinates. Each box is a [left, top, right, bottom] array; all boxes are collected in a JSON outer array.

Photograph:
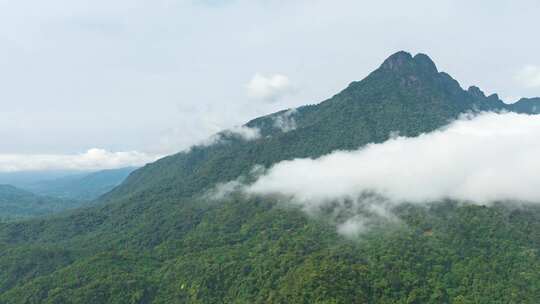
[[272, 109, 298, 132], [247, 112, 540, 204], [515, 65, 540, 88], [191, 125, 262, 150], [0, 148, 159, 172], [205, 165, 265, 201], [235, 112, 540, 235], [224, 125, 261, 141], [246, 73, 295, 103], [205, 179, 245, 201]]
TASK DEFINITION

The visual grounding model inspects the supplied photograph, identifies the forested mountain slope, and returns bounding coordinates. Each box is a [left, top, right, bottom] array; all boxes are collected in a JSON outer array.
[[21, 167, 137, 201], [0, 185, 80, 221], [0, 51, 539, 303], [509, 97, 540, 114]]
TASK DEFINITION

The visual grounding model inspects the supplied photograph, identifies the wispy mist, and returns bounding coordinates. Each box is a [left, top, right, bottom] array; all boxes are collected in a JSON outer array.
[[210, 112, 540, 235], [272, 109, 298, 132]]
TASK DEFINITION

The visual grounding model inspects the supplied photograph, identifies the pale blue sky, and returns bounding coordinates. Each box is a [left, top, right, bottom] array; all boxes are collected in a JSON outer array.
[[1, 0, 539, 170]]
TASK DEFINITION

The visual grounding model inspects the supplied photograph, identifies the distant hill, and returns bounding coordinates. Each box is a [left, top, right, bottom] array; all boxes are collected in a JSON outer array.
[[0, 185, 81, 221], [0, 52, 539, 303], [509, 97, 540, 114], [21, 167, 137, 201], [0, 170, 84, 186]]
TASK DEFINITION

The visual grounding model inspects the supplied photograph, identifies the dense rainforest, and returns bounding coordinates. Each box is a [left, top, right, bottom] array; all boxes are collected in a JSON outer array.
[[0, 185, 80, 222], [0, 51, 539, 303], [20, 167, 137, 202], [0, 167, 136, 222]]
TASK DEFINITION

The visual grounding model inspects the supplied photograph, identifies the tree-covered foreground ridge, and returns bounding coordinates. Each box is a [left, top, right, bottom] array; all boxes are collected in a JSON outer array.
[[1, 51, 539, 303]]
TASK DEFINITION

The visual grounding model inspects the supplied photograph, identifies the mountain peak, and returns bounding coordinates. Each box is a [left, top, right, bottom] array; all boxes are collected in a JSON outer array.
[[380, 51, 438, 74], [468, 86, 486, 98], [380, 51, 414, 71], [413, 53, 438, 73]]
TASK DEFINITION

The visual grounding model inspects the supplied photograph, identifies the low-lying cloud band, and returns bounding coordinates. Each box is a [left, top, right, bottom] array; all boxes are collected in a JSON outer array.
[[215, 112, 539, 235], [0, 148, 159, 172], [246, 112, 540, 205]]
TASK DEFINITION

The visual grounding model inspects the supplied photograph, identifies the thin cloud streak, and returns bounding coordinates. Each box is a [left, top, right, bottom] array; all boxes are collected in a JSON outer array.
[[0, 148, 159, 172]]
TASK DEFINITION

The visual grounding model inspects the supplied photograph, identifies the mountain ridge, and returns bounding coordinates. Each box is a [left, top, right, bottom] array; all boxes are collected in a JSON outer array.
[[0, 51, 539, 303], [3, 50, 539, 247], [111, 51, 538, 203], [22, 167, 137, 202]]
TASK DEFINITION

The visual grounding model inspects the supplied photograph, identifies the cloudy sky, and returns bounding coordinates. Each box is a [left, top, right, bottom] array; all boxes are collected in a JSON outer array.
[[1, 0, 540, 171]]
